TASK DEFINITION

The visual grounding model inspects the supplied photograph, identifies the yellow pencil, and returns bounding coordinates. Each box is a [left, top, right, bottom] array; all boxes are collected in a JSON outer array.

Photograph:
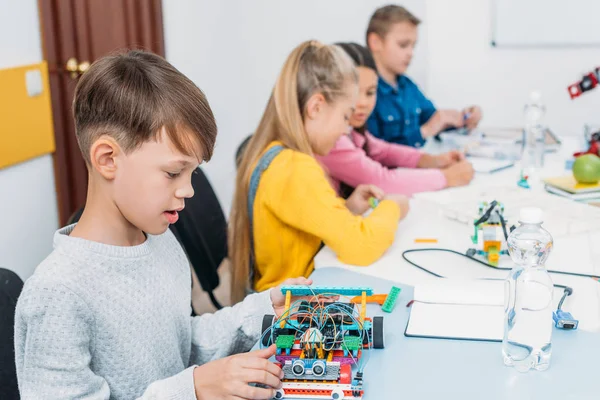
[[414, 238, 438, 244]]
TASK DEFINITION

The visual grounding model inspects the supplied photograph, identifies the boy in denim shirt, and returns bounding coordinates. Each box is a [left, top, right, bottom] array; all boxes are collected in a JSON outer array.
[[366, 5, 482, 148]]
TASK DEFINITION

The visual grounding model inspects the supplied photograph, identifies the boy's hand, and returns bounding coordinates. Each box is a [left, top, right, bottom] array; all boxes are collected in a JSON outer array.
[[442, 160, 475, 187], [270, 277, 312, 318], [384, 194, 410, 220], [346, 184, 385, 215], [417, 151, 464, 169], [193, 345, 283, 400], [463, 105, 482, 130], [421, 110, 465, 137]]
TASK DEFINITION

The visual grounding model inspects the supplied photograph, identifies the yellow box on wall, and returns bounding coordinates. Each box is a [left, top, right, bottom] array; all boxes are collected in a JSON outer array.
[[0, 61, 55, 170]]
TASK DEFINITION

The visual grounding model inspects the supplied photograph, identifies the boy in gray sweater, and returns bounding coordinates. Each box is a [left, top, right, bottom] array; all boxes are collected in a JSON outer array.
[[14, 50, 310, 400]]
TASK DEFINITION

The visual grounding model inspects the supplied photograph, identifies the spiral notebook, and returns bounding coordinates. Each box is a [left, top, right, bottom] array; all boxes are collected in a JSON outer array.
[[405, 280, 505, 342]]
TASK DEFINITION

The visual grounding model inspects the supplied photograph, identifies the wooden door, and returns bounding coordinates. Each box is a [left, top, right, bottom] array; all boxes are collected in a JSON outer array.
[[39, 0, 165, 225]]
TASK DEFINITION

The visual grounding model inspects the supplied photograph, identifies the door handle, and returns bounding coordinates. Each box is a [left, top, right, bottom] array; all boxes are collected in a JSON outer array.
[[65, 57, 91, 79]]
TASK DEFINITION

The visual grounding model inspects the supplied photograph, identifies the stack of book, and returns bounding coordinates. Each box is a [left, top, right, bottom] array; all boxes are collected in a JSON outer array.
[[544, 175, 600, 202]]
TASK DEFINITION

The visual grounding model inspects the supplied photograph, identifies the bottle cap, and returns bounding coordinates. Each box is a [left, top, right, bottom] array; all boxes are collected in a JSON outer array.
[[519, 207, 543, 224]]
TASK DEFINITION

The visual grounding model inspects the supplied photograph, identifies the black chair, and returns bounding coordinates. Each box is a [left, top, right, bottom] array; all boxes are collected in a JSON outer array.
[[170, 167, 228, 310], [235, 134, 253, 168], [0, 268, 24, 400], [67, 167, 227, 310], [66, 207, 84, 226]]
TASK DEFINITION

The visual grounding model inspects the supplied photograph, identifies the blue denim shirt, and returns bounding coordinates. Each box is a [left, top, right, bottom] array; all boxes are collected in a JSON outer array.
[[367, 75, 436, 148]]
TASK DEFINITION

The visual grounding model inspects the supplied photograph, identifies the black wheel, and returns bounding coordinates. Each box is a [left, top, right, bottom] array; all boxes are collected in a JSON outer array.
[[372, 316, 384, 349], [261, 314, 276, 346]]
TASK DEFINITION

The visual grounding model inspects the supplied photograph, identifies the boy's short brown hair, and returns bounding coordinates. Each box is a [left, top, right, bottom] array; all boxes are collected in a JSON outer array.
[[73, 50, 217, 165], [366, 5, 421, 45]]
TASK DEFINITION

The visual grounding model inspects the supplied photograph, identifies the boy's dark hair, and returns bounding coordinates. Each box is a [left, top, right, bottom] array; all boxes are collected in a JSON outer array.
[[366, 5, 421, 46], [335, 42, 377, 72], [73, 50, 217, 165]]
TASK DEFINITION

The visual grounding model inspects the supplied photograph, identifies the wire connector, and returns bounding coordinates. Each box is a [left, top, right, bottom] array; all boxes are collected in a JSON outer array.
[[553, 310, 578, 330], [351, 371, 363, 397]]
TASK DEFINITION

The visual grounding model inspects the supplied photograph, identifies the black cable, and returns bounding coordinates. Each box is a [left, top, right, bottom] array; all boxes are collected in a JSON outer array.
[[497, 210, 510, 241], [402, 248, 600, 281], [557, 287, 573, 311], [474, 200, 498, 227], [557, 291, 568, 311], [401, 248, 600, 305]]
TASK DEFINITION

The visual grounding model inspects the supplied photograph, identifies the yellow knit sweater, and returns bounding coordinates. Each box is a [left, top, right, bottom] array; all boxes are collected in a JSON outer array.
[[252, 142, 401, 292]]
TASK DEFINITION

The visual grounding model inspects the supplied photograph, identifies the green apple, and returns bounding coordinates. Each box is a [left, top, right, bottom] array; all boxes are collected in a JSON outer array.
[[573, 154, 600, 184]]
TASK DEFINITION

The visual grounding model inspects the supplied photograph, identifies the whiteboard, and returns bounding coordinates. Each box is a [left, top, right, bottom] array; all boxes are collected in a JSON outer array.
[[492, 0, 600, 47]]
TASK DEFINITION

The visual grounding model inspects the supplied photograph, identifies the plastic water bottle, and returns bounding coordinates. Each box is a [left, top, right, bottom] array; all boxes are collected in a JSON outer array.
[[520, 91, 546, 187], [503, 207, 554, 372]]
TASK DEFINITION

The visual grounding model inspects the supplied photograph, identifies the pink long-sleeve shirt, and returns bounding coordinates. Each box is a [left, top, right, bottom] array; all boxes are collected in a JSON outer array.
[[318, 130, 447, 196]]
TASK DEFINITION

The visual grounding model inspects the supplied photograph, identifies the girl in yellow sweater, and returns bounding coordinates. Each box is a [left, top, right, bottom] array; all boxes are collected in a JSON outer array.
[[230, 41, 408, 302]]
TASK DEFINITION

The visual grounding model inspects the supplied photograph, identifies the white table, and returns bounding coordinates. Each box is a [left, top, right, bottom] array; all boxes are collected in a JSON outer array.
[[307, 268, 600, 400], [314, 136, 600, 332]]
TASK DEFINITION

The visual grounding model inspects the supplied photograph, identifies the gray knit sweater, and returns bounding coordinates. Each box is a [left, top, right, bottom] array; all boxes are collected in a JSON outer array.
[[14, 225, 274, 399]]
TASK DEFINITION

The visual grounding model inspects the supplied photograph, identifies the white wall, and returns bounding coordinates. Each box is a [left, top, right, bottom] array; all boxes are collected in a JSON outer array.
[[0, 0, 59, 280], [3, 0, 595, 279], [164, 0, 600, 210], [425, 0, 600, 137], [163, 0, 428, 212]]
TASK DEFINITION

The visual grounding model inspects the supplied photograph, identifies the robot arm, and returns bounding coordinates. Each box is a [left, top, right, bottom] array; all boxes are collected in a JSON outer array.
[[568, 67, 600, 99], [474, 200, 499, 226]]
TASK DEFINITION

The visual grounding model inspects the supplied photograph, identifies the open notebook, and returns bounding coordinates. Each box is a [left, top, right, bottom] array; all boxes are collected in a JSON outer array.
[[467, 156, 515, 174], [405, 279, 505, 342]]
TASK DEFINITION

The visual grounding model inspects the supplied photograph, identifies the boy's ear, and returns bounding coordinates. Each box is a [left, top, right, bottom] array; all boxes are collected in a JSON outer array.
[[367, 32, 383, 53], [305, 93, 326, 120], [90, 136, 121, 180]]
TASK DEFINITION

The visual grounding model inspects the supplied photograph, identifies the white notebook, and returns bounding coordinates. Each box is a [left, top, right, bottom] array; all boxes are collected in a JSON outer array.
[[405, 279, 505, 342], [467, 156, 515, 174]]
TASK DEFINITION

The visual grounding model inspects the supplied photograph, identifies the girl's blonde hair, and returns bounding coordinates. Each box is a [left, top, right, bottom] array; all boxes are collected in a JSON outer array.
[[229, 40, 358, 303]]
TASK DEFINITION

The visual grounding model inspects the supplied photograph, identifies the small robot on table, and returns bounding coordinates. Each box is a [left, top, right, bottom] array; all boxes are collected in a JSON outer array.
[[467, 200, 514, 266], [261, 285, 399, 399], [568, 67, 600, 158], [567, 67, 599, 100]]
